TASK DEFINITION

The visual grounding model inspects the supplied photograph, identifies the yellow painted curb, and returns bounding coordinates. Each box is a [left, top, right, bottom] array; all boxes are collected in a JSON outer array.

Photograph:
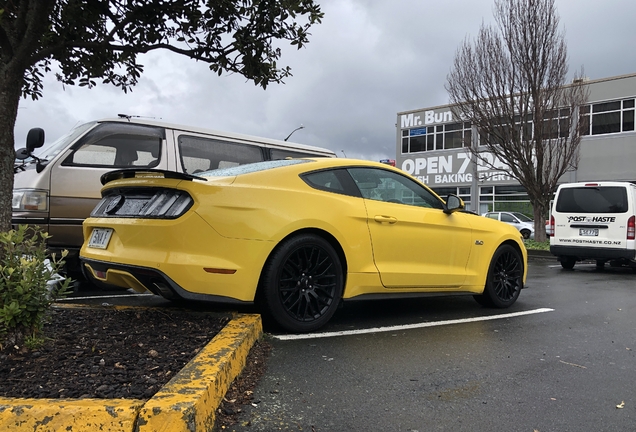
[[0, 398, 144, 431], [0, 313, 263, 432], [137, 313, 263, 432]]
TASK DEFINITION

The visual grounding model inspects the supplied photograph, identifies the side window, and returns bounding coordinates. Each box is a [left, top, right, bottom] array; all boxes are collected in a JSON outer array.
[[63, 123, 163, 168], [485, 213, 499, 220], [178, 135, 264, 174], [270, 148, 329, 160], [348, 167, 444, 209], [501, 213, 516, 223]]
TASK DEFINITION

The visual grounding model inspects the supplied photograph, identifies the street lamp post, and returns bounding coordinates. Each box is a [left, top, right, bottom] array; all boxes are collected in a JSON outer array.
[[284, 125, 305, 141]]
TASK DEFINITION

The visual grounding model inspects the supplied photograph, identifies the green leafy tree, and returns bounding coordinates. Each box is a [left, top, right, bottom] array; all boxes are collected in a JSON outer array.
[[0, 0, 323, 231], [446, 0, 588, 242]]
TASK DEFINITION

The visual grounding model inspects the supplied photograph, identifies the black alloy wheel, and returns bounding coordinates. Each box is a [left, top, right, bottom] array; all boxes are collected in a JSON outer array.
[[474, 244, 523, 308], [259, 234, 344, 333]]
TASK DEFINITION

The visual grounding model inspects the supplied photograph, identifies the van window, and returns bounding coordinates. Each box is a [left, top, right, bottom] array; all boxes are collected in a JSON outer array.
[[62, 123, 163, 168], [556, 186, 629, 213], [178, 135, 264, 174], [270, 148, 325, 160]]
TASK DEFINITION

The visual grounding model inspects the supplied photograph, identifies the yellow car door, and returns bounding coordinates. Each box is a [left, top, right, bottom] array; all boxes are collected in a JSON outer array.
[[348, 167, 473, 288]]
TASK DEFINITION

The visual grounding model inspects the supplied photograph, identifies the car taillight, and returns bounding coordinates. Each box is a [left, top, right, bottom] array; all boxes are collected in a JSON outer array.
[[547, 216, 555, 237], [91, 188, 193, 219], [628, 216, 635, 240]]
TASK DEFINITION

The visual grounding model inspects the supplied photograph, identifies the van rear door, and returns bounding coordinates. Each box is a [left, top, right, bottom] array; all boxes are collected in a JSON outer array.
[[553, 184, 631, 250]]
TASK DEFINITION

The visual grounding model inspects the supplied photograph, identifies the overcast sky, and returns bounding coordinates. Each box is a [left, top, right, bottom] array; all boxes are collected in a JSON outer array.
[[13, 0, 636, 161]]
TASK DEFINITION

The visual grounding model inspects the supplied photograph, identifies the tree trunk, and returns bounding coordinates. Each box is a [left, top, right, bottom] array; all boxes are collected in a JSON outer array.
[[532, 200, 548, 243], [0, 67, 24, 232]]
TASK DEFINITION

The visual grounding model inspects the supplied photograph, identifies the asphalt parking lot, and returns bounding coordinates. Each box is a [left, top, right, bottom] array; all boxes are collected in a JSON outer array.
[[63, 255, 636, 431]]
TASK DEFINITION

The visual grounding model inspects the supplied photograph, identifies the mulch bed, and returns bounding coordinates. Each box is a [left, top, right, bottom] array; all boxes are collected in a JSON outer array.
[[0, 306, 270, 414]]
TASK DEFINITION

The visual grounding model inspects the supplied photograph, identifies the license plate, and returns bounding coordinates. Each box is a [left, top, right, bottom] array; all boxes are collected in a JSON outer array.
[[579, 228, 599, 236], [88, 228, 113, 249]]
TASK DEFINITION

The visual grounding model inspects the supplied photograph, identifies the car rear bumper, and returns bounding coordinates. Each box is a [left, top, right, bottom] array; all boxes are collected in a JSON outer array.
[[550, 245, 636, 261], [82, 257, 253, 305]]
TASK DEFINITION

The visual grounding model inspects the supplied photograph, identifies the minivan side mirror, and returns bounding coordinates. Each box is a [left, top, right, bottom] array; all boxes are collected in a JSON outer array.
[[15, 148, 30, 160], [444, 194, 464, 214], [26, 128, 45, 153]]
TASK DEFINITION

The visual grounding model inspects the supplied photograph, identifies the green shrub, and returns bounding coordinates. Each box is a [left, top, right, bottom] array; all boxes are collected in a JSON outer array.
[[0, 225, 72, 350], [524, 239, 550, 251]]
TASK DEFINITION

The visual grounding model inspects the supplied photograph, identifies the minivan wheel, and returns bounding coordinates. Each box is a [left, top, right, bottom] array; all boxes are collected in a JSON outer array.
[[473, 244, 523, 308], [520, 229, 531, 240], [560, 256, 576, 270], [259, 234, 344, 333], [595, 260, 605, 270]]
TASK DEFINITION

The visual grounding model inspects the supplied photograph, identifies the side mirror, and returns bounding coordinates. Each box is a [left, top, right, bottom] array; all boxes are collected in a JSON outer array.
[[444, 194, 464, 214], [26, 128, 45, 153], [15, 148, 30, 160]]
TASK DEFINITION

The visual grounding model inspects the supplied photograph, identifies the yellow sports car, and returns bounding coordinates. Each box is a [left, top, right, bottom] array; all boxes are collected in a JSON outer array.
[[80, 158, 527, 332]]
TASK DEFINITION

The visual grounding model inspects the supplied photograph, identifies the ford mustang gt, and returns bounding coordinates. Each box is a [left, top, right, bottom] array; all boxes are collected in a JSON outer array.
[[80, 158, 527, 332]]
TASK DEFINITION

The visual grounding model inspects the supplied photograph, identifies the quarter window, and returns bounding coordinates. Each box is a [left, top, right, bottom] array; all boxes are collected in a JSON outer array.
[[302, 170, 347, 194]]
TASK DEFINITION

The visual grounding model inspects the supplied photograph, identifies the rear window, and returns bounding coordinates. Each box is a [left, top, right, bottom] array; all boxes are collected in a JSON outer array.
[[556, 186, 629, 213]]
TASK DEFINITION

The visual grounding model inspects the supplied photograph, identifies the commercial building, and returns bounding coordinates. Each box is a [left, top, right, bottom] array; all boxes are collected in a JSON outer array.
[[395, 73, 636, 216]]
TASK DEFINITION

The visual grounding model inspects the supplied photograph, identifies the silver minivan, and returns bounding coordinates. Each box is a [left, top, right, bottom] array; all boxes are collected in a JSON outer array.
[[549, 181, 636, 270], [13, 118, 336, 277]]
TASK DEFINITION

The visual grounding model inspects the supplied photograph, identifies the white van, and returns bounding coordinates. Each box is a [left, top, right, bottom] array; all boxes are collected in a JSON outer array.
[[13, 117, 336, 277], [549, 181, 636, 270]]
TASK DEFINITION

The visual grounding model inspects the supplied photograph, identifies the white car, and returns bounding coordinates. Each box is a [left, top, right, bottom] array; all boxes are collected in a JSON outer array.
[[484, 211, 534, 239]]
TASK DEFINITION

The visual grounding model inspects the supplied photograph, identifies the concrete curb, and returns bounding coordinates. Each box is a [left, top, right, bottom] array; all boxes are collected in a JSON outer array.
[[527, 249, 554, 259], [0, 313, 262, 432]]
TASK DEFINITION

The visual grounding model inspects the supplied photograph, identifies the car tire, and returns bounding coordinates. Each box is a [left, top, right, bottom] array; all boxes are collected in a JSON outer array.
[[259, 234, 344, 333], [473, 244, 523, 308], [520, 229, 531, 240], [560, 256, 576, 270], [595, 260, 605, 270]]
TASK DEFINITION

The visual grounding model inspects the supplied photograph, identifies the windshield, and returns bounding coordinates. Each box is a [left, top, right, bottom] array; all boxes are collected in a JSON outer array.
[[512, 212, 533, 222], [33, 122, 97, 161], [200, 159, 310, 177]]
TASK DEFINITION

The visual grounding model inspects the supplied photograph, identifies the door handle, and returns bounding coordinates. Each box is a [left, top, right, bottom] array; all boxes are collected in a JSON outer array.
[[374, 215, 397, 224]]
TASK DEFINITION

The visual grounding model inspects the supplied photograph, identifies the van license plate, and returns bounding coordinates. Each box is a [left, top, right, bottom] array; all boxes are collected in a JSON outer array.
[[88, 228, 113, 249], [579, 228, 599, 236]]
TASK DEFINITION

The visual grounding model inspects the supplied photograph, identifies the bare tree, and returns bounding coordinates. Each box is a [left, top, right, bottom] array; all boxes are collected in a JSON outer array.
[[446, 0, 588, 242]]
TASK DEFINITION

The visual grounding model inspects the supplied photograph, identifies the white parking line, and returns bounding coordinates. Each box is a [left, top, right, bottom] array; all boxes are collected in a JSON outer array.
[[273, 308, 555, 341]]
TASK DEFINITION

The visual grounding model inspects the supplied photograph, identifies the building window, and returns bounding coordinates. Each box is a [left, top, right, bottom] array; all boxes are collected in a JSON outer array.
[[401, 122, 472, 154], [431, 186, 472, 211], [580, 98, 635, 136]]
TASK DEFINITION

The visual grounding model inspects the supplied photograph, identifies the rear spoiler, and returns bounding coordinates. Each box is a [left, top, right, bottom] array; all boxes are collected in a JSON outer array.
[[101, 169, 207, 185]]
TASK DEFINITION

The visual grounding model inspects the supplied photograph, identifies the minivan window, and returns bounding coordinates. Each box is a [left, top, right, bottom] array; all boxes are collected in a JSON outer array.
[[62, 123, 163, 168], [178, 135, 265, 174], [202, 159, 308, 177], [556, 186, 629, 213], [270, 148, 324, 160], [34, 122, 96, 161]]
